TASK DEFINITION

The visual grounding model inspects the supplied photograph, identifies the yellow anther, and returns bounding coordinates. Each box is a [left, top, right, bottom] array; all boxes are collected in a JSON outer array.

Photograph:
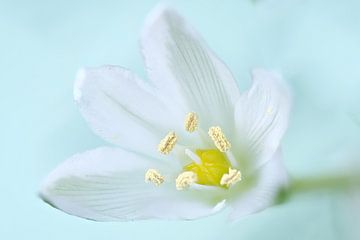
[[184, 112, 198, 132], [145, 169, 164, 186], [208, 126, 231, 152], [220, 168, 242, 187], [158, 131, 177, 154], [175, 171, 197, 190]]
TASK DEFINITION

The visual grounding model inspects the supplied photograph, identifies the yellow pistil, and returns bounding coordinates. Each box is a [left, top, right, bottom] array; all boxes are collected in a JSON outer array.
[[158, 131, 177, 154], [175, 171, 197, 190], [145, 169, 164, 186], [208, 126, 231, 152], [220, 168, 242, 187], [184, 112, 198, 132]]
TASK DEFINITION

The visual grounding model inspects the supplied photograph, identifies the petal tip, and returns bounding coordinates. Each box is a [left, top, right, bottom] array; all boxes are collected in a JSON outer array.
[[250, 68, 290, 91], [38, 175, 60, 211], [38, 187, 54, 208], [250, 67, 292, 110], [141, 4, 181, 40]]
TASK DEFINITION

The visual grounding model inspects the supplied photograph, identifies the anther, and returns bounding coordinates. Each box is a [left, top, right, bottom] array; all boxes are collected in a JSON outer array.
[[158, 131, 177, 154], [208, 126, 231, 152], [175, 171, 197, 190], [220, 168, 241, 187], [184, 112, 199, 132], [145, 169, 164, 186]]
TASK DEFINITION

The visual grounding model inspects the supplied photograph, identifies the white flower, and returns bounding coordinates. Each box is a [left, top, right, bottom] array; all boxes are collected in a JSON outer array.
[[40, 6, 291, 221]]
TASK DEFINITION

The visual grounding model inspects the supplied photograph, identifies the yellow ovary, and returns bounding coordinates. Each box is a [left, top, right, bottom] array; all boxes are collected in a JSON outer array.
[[184, 149, 232, 188]]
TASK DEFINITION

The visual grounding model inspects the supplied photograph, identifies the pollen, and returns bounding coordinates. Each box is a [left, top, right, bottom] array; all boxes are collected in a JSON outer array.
[[158, 131, 177, 154], [184, 112, 198, 132], [145, 169, 164, 186], [220, 168, 242, 187], [208, 126, 231, 152], [175, 171, 197, 190]]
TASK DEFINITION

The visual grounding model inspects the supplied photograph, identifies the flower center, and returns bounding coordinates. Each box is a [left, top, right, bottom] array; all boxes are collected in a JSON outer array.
[[145, 112, 242, 190], [184, 149, 231, 187]]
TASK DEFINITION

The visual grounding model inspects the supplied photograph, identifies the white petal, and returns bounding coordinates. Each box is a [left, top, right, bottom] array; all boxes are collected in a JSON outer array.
[[74, 65, 183, 158], [227, 149, 288, 221], [234, 69, 291, 169], [40, 147, 224, 221], [141, 6, 240, 129]]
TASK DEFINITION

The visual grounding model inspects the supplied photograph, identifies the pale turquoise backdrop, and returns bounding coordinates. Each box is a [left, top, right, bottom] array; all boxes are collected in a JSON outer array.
[[1, 0, 360, 239]]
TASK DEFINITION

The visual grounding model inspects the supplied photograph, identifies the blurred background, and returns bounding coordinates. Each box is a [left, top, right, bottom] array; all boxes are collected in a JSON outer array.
[[1, 0, 360, 239]]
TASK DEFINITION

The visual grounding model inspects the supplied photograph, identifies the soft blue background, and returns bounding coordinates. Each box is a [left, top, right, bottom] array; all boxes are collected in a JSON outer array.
[[1, 0, 360, 239]]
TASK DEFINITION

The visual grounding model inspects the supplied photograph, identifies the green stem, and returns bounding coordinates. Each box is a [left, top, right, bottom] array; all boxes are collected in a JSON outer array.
[[275, 173, 360, 204]]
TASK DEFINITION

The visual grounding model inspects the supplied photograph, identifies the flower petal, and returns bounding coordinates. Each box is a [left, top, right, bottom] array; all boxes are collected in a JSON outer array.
[[74, 65, 183, 157], [141, 6, 240, 129], [228, 148, 288, 220], [40, 147, 225, 221], [234, 69, 291, 169]]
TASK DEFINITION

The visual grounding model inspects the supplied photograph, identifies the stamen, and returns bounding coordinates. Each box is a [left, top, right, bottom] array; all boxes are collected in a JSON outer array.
[[208, 126, 231, 152], [184, 112, 198, 132], [145, 169, 164, 186], [225, 151, 239, 168], [158, 131, 177, 154], [220, 168, 241, 187], [185, 148, 201, 164], [176, 171, 197, 190]]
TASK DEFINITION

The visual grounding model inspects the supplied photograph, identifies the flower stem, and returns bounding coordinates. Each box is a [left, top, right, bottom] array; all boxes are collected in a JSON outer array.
[[275, 172, 360, 204]]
